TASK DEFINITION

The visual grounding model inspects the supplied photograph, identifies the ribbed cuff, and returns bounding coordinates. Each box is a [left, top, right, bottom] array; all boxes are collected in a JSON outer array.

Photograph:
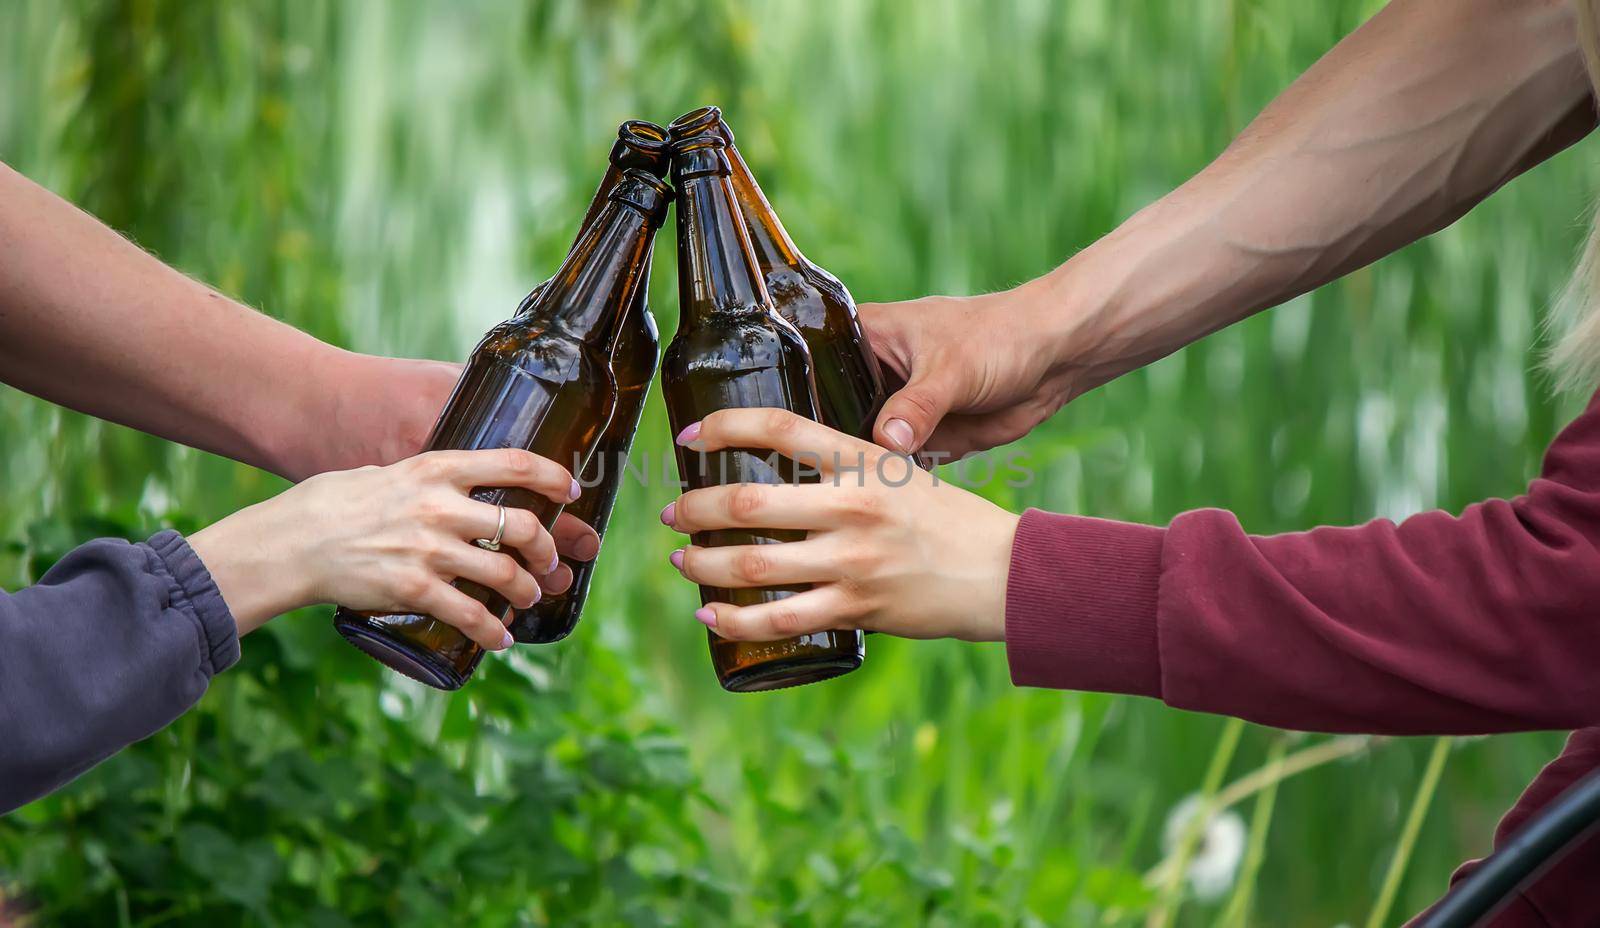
[[146, 530, 240, 677], [1004, 510, 1165, 698]]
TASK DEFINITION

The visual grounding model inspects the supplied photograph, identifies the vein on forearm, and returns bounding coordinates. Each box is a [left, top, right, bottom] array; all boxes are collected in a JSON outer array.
[[1059, 0, 1595, 390]]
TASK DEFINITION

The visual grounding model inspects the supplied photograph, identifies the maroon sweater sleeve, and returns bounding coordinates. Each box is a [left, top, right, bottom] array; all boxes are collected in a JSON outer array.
[[1005, 389, 1600, 735], [1006, 392, 1600, 924]]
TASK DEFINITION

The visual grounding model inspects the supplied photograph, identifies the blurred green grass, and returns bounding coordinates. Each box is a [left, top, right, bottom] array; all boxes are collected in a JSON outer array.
[[0, 0, 1589, 924]]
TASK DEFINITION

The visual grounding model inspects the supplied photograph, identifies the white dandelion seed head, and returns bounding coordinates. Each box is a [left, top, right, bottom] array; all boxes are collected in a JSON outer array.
[[1162, 795, 1247, 901]]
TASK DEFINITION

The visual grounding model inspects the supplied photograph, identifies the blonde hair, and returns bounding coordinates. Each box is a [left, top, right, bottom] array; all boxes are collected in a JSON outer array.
[[1550, 0, 1600, 391]]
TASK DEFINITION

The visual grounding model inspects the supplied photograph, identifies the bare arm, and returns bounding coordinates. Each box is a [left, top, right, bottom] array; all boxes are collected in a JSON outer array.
[[0, 161, 458, 479], [865, 0, 1598, 455], [1056, 0, 1593, 382]]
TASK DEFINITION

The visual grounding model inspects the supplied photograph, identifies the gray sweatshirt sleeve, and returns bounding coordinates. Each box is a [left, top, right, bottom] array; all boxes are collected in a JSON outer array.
[[0, 529, 239, 813]]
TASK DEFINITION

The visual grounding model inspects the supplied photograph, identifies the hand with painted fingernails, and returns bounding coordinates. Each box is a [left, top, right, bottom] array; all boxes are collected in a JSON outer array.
[[190, 448, 601, 651], [660, 409, 1020, 643]]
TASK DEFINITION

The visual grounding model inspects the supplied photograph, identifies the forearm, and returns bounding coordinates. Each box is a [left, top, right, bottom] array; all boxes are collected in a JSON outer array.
[[1043, 0, 1594, 392], [0, 162, 370, 477]]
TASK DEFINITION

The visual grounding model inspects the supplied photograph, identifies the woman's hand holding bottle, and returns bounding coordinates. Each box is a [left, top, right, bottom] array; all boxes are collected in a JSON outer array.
[[189, 449, 599, 648], [661, 409, 1019, 643]]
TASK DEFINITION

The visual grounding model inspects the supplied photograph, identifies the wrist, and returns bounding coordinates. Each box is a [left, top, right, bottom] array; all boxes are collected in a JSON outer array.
[[967, 504, 1021, 642], [268, 351, 458, 480], [1015, 262, 1117, 402], [257, 339, 353, 481], [189, 493, 320, 635]]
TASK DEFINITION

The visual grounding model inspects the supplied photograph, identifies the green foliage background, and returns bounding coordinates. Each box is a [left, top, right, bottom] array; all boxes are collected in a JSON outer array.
[[0, 0, 1591, 924]]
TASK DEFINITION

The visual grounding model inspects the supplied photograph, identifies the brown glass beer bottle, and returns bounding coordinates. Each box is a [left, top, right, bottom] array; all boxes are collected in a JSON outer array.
[[667, 106, 887, 443], [510, 120, 669, 644], [661, 134, 865, 692], [333, 169, 672, 690]]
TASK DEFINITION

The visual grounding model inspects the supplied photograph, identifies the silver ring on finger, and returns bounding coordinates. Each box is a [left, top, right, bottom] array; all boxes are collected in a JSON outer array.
[[475, 503, 507, 552]]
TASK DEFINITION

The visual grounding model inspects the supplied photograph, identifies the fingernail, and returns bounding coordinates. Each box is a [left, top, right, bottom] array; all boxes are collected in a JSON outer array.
[[675, 421, 703, 449], [694, 607, 717, 629], [659, 502, 676, 526], [546, 551, 561, 574], [670, 548, 685, 570], [574, 534, 600, 560], [498, 630, 514, 650], [882, 418, 915, 452]]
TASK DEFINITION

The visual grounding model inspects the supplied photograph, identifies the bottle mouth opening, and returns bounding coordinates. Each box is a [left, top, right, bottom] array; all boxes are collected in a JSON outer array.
[[668, 105, 730, 142], [617, 119, 669, 152], [669, 133, 727, 155]]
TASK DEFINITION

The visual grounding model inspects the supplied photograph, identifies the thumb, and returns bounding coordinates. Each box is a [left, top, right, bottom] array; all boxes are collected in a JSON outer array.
[[875, 363, 957, 454]]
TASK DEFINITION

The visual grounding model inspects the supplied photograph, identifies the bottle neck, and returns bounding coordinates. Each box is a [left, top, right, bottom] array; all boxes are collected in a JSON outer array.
[[573, 127, 669, 251], [571, 164, 625, 252], [724, 144, 807, 272], [675, 170, 772, 323], [540, 198, 657, 348]]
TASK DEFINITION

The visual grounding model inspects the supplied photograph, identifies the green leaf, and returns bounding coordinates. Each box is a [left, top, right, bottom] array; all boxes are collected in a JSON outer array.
[[175, 823, 282, 914]]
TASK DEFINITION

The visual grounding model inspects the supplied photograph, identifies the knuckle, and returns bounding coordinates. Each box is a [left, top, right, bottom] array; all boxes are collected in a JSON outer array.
[[490, 555, 521, 586], [408, 531, 443, 561], [900, 385, 945, 420], [525, 527, 555, 557], [460, 601, 493, 626], [410, 495, 449, 525], [835, 571, 871, 603], [298, 471, 337, 493], [842, 545, 883, 577], [768, 606, 804, 637], [464, 610, 500, 644], [727, 484, 767, 521], [844, 491, 883, 521], [393, 570, 432, 604], [408, 453, 448, 482], [505, 511, 538, 546], [763, 408, 799, 437], [734, 548, 771, 583], [501, 448, 537, 478]]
